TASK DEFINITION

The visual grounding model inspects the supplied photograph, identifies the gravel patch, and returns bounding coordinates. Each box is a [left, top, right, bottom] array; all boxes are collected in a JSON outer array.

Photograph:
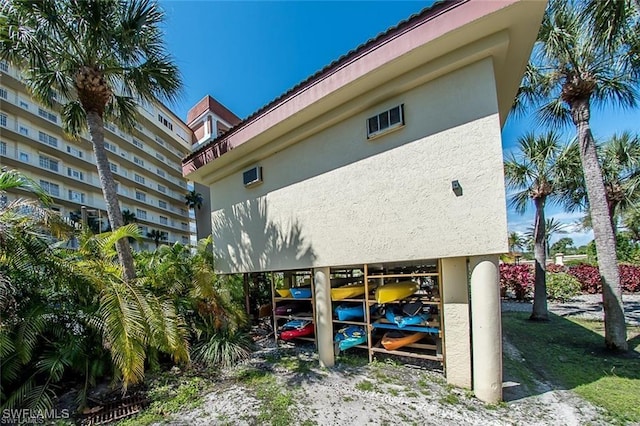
[[502, 293, 640, 325]]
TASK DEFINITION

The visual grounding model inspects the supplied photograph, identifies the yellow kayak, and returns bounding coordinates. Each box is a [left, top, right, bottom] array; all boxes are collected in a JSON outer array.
[[375, 281, 419, 304], [331, 283, 366, 300]]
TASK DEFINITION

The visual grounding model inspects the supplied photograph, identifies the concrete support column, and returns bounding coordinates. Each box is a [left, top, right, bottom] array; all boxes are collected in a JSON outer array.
[[441, 257, 471, 388], [469, 255, 502, 403], [313, 267, 334, 368]]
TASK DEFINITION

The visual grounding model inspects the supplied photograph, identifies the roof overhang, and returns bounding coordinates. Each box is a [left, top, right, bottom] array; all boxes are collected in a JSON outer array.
[[183, 0, 546, 184]]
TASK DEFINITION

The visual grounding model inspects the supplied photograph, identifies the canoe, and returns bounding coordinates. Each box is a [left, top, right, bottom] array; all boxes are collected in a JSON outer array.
[[290, 287, 312, 299], [335, 303, 365, 321], [381, 331, 426, 351], [334, 325, 367, 351], [280, 323, 314, 340], [275, 302, 305, 316], [385, 307, 429, 328], [375, 281, 419, 304]]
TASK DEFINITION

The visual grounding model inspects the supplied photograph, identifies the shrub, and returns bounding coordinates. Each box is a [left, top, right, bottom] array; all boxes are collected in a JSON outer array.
[[546, 273, 582, 302], [567, 264, 602, 294], [500, 264, 533, 300], [192, 331, 254, 367], [567, 263, 640, 294], [619, 264, 640, 293], [546, 264, 566, 274]]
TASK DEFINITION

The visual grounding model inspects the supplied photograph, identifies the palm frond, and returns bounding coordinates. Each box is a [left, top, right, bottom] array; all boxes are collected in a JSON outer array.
[[0, 169, 51, 204], [104, 95, 139, 132], [61, 101, 88, 140]]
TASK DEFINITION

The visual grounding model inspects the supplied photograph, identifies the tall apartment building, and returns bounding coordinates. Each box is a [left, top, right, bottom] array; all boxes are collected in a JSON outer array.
[[0, 60, 194, 250]]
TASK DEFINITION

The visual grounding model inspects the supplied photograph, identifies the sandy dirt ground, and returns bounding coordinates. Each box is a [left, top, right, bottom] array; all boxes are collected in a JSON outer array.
[[154, 296, 640, 426]]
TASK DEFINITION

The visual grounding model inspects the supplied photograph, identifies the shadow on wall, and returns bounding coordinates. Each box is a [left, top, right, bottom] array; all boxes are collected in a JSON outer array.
[[211, 198, 317, 273]]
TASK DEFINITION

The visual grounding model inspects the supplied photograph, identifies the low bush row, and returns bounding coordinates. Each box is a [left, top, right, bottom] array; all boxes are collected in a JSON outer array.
[[500, 263, 640, 300]]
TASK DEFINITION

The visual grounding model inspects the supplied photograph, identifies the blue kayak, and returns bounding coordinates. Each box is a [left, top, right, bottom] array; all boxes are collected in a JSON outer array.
[[290, 287, 312, 298], [334, 325, 367, 351], [335, 304, 365, 321], [385, 307, 429, 328], [281, 319, 311, 330]]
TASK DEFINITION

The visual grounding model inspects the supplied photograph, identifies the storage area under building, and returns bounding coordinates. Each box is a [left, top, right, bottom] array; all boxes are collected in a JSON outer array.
[[266, 260, 445, 367]]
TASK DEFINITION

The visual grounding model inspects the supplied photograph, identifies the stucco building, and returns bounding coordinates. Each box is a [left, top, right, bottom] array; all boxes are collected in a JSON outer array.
[[0, 62, 194, 249], [183, 0, 546, 402]]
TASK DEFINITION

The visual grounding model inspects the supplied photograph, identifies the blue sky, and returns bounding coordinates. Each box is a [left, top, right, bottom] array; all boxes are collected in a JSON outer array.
[[160, 1, 640, 248]]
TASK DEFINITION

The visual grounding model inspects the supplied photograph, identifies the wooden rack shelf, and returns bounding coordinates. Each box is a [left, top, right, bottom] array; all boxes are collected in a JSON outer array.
[[332, 319, 367, 326], [366, 272, 439, 279], [370, 346, 443, 362], [328, 262, 443, 365], [270, 262, 444, 366], [271, 270, 317, 347], [274, 297, 312, 301], [333, 298, 366, 303], [274, 315, 314, 321]]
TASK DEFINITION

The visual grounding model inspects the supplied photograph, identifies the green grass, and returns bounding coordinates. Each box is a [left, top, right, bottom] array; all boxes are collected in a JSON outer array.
[[355, 380, 376, 392], [439, 393, 460, 405], [235, 367, 295, 426], [118, 375, 210, 426], [503, 312, 640, 424], [336, 353, 368, 367]]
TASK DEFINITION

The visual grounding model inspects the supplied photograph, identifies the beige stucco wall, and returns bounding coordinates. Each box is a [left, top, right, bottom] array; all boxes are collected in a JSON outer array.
[[209, 58, 507, 273]]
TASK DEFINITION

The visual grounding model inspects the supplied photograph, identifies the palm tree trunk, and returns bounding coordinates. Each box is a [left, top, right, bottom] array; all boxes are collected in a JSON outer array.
[[531, 198, 548, 321], [607, 200, 617, 233], [86, 111, 137, 282], [571, 99, 627, 351]]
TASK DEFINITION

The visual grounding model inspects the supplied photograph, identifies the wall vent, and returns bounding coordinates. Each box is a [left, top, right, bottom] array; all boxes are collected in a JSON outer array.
[[243, 166, 263, 187]]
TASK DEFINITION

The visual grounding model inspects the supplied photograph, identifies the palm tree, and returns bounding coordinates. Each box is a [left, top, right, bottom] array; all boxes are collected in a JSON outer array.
[[508, 231, 526, 254], [122, 209, 137, 225], [525, 217, 569, 258], [147, 229, 166, 249], [514, 0, 633, 350], [623, 209, 640, 243], [0, 0, 182, 282], [584, 0, 640, 49], [185, 190, 203, 240], [504, 132, 577, 320], [185, 190, 203, 211], [564, 132, 640, 232]]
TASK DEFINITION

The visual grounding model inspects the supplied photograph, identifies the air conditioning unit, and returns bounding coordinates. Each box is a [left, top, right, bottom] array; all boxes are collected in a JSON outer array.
[[243, 166, 263, 187]]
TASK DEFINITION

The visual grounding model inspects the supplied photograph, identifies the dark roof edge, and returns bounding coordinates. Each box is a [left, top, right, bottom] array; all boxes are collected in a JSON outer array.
[[183, 0, 467, 165]]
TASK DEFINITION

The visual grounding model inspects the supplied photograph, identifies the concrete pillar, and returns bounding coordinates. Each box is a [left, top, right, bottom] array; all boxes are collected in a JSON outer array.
[[555, 252, 564, 266], [313, 267, 334, 368], [441, 257, 471, 388], [469, 255, 502, 403]]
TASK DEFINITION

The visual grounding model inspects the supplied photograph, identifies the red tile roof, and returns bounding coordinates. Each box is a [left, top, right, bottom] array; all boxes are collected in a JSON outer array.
[[186, 95, 241, 127]]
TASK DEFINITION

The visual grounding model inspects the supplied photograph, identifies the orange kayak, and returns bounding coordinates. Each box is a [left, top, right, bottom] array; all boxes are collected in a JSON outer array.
[[381, 331, 426, 351]]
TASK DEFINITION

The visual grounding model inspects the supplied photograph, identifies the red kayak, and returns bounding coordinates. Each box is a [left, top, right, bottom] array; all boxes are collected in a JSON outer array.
[[280, 323, 315, 340]]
